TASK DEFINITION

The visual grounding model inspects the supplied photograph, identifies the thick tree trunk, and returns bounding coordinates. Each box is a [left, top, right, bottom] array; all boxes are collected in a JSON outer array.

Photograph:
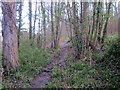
[[2, 2, 19, 73]]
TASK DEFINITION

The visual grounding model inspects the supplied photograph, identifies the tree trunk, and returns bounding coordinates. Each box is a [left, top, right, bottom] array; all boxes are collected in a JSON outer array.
[[54, 2, 60, 49], [2, 2, 19, 73], [41, 2, 46, 48], [118, 1, 120, 35], [18, 2, 23, 48], [67, 1, 73, 42], [89, 2, 96, 46], [93, 2, 100, 47], [101, 2, 111, 48], [33, 0, 37, 42], [97, 2, 103, 43], [51, 2, 55, 48], [29, 0, 32, 46], [82, 2, 89, 54], [37, 4, 42, 48], [72, 1, 81, 59]]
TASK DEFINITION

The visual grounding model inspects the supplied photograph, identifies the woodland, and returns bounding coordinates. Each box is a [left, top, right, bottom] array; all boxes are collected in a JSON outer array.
[[0, 0, 120, 89]]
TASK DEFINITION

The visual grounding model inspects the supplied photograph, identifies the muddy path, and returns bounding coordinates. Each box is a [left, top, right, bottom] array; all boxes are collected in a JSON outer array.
[[30, 46, 70, 88]]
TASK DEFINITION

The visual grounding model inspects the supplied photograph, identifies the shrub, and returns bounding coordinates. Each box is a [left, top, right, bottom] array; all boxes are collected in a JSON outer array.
[[104, 35, 120, 69]]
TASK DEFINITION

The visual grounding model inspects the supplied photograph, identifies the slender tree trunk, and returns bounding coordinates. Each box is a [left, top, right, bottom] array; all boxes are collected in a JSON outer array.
[[33, 0, 37, 42], [37, 4, 42, 48], [29, 0, 32, 46], [51, 2, 54, 48], [101, 2, 112, 48], [89, 2, 96, 46], [2, 2, 19, 74], [67, 1, 73, 42], [72, 1, 81, 59], [93, 2, 100, 47], [54, 2, 60, 48], [118, 1, 120, 35], [82, 2, 89, 54], [86, 14, 91, 49], [97, 2, 103, 43], [41, 2, 46, 48], [18, 2, 22, 48]]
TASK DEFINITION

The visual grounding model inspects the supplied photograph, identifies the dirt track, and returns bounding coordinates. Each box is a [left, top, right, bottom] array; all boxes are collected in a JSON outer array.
[[30, 46, 70, 88]]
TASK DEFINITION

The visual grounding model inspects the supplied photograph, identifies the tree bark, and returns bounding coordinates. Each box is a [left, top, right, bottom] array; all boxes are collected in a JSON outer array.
[[89, 2, 96, 45], [72, 1, 81, 59], [51, 2, 55, 48], [33, 0, 37, 42], [118, 1, 120, 35], [93, 2, 100, 47], [29, 0, 32, 46], [18, 2, 23, 48], [41, 2, 46, 48], [2, 2, 19, 73], [37, 4, 42, 48], [67, 1, 73, 42], [101, 2, 112, 48]]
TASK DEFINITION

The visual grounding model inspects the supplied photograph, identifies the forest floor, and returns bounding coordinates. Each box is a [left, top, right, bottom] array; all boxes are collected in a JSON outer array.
[[30, 45, 71, 88], [1, 35, 119, 88]]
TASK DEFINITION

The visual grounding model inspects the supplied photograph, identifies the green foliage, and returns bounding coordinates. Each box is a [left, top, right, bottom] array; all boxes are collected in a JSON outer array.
[[47, 61, 102, 88], [3, 40, 50, 88], [52, 67, 65, 78], [92, 52, 101, 61], [103, 35, 120, 69], [97, 35, 120, 88], [0, 84, 3, 90], [69, 62, 89, 71], [19, 45, 49, 76]]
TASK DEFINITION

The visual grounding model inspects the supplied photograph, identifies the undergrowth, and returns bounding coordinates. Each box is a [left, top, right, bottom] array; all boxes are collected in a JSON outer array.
[[46, 35, 120, 88], [97, 35, 120, 88], [3, 40, 50, 88], [46, 60, 104, 88]]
